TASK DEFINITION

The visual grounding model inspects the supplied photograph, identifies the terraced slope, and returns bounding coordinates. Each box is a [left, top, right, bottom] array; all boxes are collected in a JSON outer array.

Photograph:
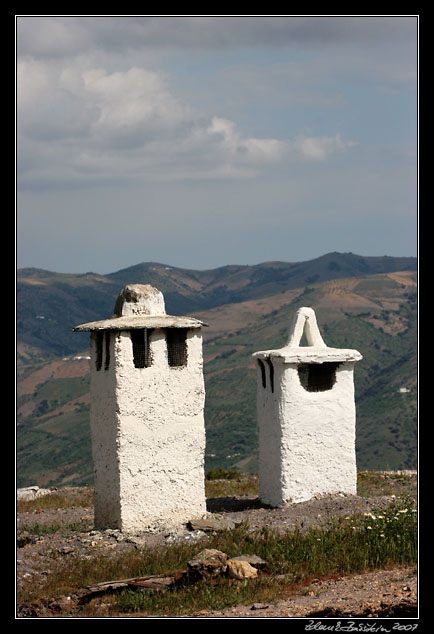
[[17, 267, 417, 487]]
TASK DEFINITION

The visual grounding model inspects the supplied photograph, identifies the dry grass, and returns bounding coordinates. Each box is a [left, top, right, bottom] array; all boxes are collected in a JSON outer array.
[[16, 472, 417, 618], [17, 487, 94, 513]]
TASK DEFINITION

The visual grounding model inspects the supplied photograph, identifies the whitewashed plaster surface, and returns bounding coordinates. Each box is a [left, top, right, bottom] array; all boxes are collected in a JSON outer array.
[[115, 329, 206, 532], [253, 307, 362, 507]]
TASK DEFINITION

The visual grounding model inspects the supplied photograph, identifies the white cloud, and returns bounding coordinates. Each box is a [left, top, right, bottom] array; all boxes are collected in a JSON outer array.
[[207, 116, 287, 163], [17, 58, 96, 142], [72, 66, 188, 148], [17, 57, 356, 188], [294, 132, 358, 161], [17, 16, 412, 191], [17, 58, 50, 105], [16, 16, 417, 274]]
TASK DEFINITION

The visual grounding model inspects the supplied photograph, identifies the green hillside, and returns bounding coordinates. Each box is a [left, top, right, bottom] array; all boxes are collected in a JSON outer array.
[[202, 274, 417, 474], [17, 252, 416, 361], [16, 262, 417, 488]]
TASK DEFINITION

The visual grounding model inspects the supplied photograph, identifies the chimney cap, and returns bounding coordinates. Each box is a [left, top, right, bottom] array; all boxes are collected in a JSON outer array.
[[73, 284, 207, 332], [252, 306, 362, 364], [113, 284, 166, 317]]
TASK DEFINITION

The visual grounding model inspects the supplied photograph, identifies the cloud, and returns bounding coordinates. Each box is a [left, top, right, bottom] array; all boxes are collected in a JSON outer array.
[[68, 66, 188, 147], [17, 16, 417, 58], [16, 16, 417, 275], [17, 57, 357, 188], [207, 117, 287, 163], [294, 132, 358, 161], [18, 59, 97, 142]]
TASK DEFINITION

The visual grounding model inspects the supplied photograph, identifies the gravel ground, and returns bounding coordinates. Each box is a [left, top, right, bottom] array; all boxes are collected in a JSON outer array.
[[190, 566, 417, 618], [16, 484, 418, 619]]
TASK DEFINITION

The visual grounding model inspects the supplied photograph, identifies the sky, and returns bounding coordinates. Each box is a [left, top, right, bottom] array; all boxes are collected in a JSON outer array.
[[16, 15, 418, 275]]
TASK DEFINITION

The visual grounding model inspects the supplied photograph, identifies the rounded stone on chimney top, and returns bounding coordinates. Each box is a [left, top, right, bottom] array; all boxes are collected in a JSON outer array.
[[113, 284, 166, 317]]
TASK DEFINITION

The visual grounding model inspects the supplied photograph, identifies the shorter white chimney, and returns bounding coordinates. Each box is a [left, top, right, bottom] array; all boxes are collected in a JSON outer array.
[[253, 307, 362, 507]]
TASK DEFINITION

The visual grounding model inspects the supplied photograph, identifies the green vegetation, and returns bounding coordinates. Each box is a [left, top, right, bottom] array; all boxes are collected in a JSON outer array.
[[33, 376, 89, 406], [115, 505, 416, 616], [203, 286, 416, 473], [16, 257, 417, 487], [18, 520, 91, 536], [356, 471, 416, 498], [206, 467, 242, 480], [17, 494, 416, 617], [17, 254, 416, 358], [16, 474, 417, 616], [205, 474, 258, 498], [15, 471, 417, 512], [17, 487, 94, 513], [16, 406, 93, 487]]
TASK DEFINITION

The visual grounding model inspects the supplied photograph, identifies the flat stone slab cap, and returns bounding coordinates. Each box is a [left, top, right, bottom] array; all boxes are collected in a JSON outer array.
[[73, 314, 206, 332], [73, 283, 207, 331], [252, 346, 362, 364], [252, 306, 362, 364]]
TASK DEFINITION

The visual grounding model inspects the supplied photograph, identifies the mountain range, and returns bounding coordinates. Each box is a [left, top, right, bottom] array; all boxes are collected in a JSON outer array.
[[17, 252, 417, 487]]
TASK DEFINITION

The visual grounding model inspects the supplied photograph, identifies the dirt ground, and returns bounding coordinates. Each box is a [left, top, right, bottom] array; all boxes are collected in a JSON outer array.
[[193, 566, 417, 619], [16, 481, 418, 619]]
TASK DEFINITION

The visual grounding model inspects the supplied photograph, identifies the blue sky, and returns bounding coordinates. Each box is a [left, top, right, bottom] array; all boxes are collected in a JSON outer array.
[[16, 15, 418, 274]]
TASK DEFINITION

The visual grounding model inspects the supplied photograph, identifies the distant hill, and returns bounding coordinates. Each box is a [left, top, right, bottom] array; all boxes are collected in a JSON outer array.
[[198, 271, 417, 475], [16, 253, 417, 487], [17, 252, 416, 361]]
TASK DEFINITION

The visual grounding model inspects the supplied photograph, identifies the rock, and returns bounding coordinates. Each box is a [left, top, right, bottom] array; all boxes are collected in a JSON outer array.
[[166, 530, 206, 543], [17, 486, 52, 501], [57, 545, 75, 555], [17, 534, 39, 548], [49, 596, 72, 612], [188, 515, 242, 532], [187, 548, 228, 578], [103, 529, 125, 542], [124, 534, 151, 547], [187, 549, 265, 581], [227, 559, 258, 580], [229, 554, 267, 569]]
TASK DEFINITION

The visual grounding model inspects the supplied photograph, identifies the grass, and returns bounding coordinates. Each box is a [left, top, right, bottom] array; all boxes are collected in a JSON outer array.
[[356, 471, 416, 498], [18, 520, 92, 537], [16, 471, 416, 514], [16, 472, 417, 617], [205, 470, 259, 498], [205, 470, 417, 500], [118, 499, 416, 617], [16, 486, 94, 513], [18, 498, 416, 617]]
